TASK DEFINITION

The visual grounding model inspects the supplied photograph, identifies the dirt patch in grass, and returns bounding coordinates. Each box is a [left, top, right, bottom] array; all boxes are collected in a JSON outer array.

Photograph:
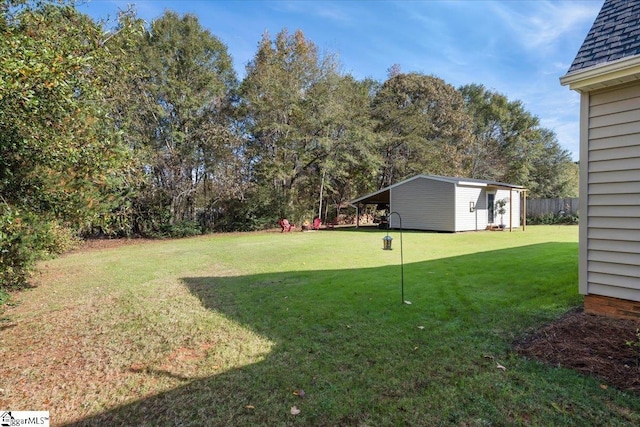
[[515, 307, 640, 393], [72, 230, 282, 252], [71, 237, 155, 252]]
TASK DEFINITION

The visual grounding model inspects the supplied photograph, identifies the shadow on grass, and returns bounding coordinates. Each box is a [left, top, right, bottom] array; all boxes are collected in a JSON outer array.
[[64, 242, 583, 426]]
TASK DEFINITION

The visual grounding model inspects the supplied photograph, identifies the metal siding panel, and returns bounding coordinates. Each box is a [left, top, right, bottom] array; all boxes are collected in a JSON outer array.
[[390, 177, 454, 231], [589, 217, 640, 228], [579, 92, 589, 296], [589, 273, 640, 289], [590, 96, 640, 117], [455, 186, 485, 231], [589, 250, 640, 266], [589, 121, 640, 139], [589, 181, 640, 194], [590, 109, 640, 127], [589, 228, 640, 241], [587, 283, 640, 301], [589, 144, 640, 161], [589, 205, 640, 217], [590, 156, 640, 172], [589, 239, 640, 253], [585, 85, 640, 301], [512, 190, 522, 228], [590, 84, 640, 106], [589, 193, 640, 205], [589, 261, 640, 278], [590, 133, 640, 150], [588, 169, 640, 183], [589, 157, 640, 172]]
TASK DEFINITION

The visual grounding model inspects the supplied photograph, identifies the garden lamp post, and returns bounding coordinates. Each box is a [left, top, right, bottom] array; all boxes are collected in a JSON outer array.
[[382, 211, 406, 304]]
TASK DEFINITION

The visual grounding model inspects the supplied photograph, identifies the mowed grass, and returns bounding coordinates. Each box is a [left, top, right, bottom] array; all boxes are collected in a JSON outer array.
[[1, 225, 639, 426]]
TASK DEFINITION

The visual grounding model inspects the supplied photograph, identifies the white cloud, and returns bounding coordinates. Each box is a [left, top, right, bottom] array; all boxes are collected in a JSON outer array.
[[490, 0, 602, 52]]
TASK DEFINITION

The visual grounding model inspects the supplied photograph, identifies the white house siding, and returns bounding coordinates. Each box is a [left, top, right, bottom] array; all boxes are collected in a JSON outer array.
[[454, 186, 486, 231], [493, 189, 521, 229], [584, 82, 640, 301], [390, 177, 455, 231]]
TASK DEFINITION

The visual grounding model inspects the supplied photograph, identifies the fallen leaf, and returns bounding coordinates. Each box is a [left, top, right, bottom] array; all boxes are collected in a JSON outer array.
[[404, 300, 412, 305], [290, 406, 301, 415], [245, 405, 255, 410], [293, 389, 306, 397], [600, 384, 608, 390], [496, 363, 506, 371], [483, 355, 494, 360], [346, 325, 351, 329], [413, 346, 419, 351], [417, 326, 425, 330]]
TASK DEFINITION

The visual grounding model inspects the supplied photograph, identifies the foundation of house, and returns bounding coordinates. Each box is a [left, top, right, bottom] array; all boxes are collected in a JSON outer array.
[[584, 294, 640, 320]]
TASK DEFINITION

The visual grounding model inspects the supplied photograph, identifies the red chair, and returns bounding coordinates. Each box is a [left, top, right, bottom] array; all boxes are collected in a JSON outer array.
[[312, 217, 322, 230], [279, 218, 292, 232]]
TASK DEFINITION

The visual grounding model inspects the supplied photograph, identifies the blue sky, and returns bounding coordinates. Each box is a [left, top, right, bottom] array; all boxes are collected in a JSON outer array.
[[78, 0, 604, 161]]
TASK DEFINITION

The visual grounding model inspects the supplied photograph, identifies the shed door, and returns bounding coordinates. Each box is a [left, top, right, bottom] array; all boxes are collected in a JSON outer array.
[[487, 192, 495, 223]]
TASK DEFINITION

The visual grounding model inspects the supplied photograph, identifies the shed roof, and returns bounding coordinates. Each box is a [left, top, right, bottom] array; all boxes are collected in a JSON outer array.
[[350, 175, 524, 206], [567, 0, 640, 74]]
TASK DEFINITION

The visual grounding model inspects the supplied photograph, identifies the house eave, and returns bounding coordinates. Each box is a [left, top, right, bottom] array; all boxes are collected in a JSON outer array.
[[560, 55, 640, 92]]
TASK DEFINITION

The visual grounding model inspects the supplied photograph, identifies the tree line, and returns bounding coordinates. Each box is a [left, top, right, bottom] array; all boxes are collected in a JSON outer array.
[[0, 1, 578, 288]]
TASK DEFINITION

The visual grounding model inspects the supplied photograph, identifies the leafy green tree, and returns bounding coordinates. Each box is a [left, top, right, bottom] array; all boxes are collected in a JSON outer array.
[[120, 11, 239, 234], [460, 84, 576, 197], [457, 83, 508, 179], [238, 29, 346, 222], [314, 76, 381, 221], [0, 1, 134, 286], [562, 161, 580, 198], [371, 73, 474, 188], [528, 129, 577, 198]]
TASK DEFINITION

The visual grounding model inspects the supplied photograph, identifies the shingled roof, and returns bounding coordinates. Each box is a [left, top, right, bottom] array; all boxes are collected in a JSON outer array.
[[567, 0, 640, 74]]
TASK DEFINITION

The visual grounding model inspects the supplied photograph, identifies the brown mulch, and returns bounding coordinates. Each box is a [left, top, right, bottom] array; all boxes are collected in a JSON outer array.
[[515, 307, 640, 393]]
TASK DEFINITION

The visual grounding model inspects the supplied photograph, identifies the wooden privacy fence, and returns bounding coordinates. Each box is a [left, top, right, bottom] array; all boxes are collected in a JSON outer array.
[[526, 198, 579, 217]]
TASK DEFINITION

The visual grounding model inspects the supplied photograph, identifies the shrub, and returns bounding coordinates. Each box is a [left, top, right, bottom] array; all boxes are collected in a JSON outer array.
[[153, 220, 202, 238], [0, 203, 79, 292], [1, 206, 45, 289], [527, 213, 579, 225]]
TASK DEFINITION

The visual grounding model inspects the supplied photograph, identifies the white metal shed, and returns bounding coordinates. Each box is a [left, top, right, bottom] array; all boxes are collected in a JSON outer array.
[[350, 175, 525, 232]]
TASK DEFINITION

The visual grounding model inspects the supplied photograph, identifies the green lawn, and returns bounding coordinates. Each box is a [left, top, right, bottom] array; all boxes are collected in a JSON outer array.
[[2, 225, 639, 426]]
